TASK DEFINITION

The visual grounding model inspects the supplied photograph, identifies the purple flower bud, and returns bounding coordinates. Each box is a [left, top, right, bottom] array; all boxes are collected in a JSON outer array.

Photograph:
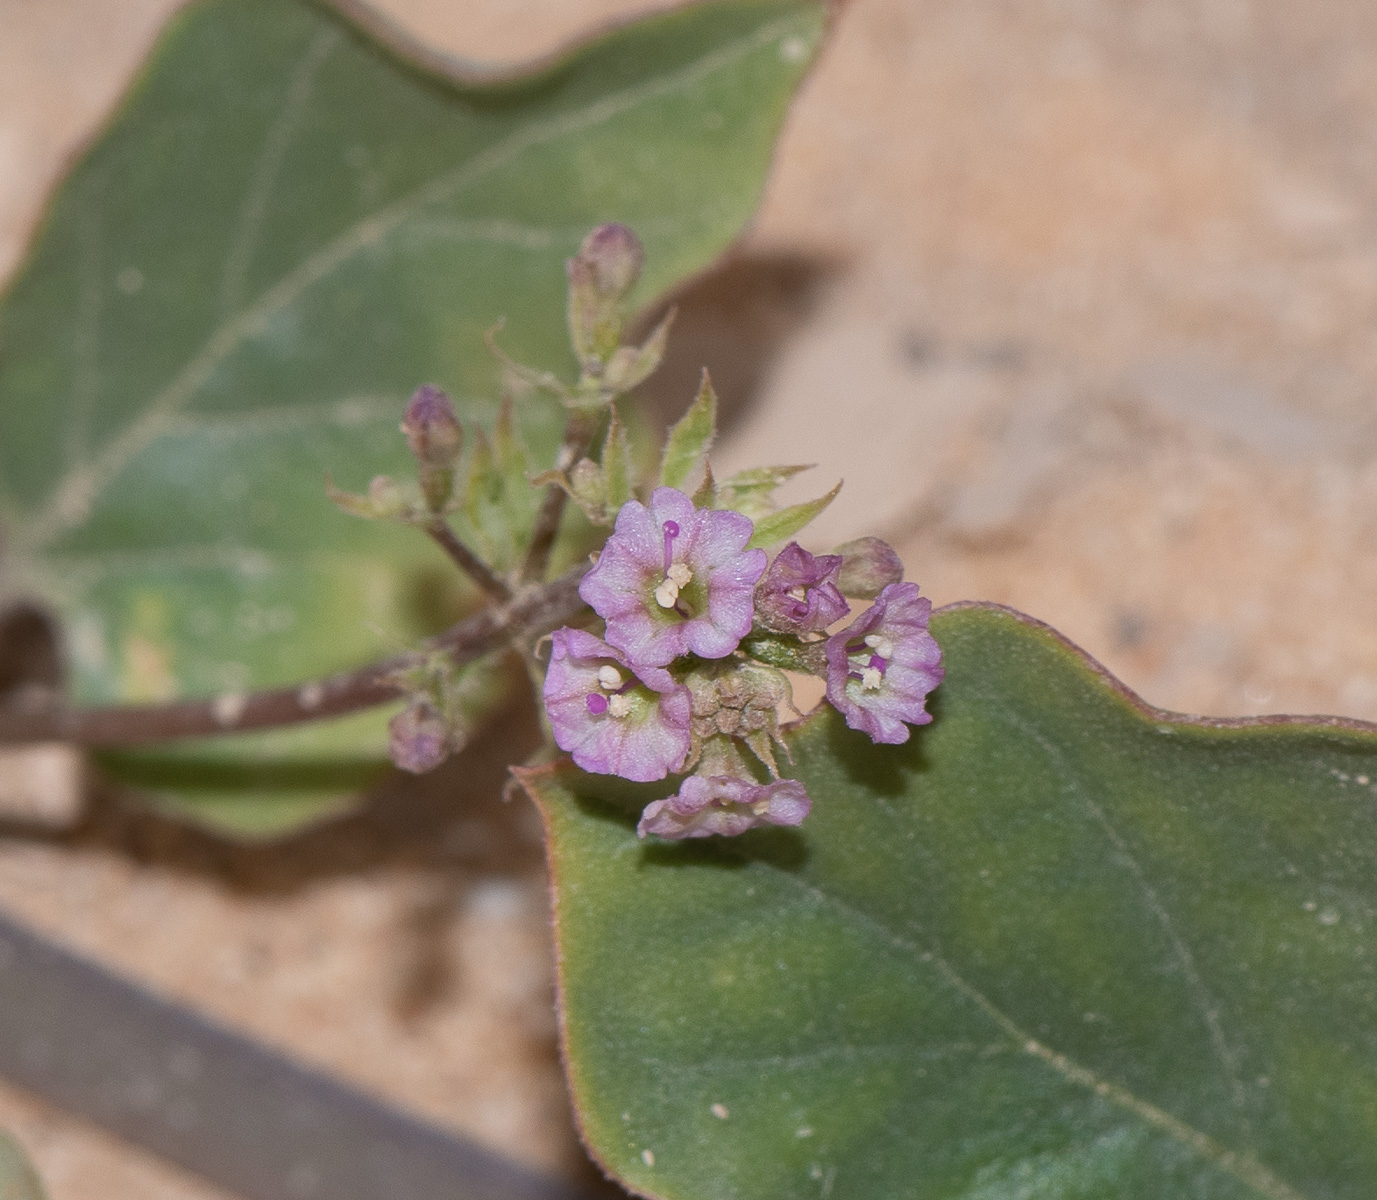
[[575, 223, 644, 299], [400, 385, 462, 469], [755, 542, 850, 635], [389, 701, 452, 774], [543, 628, 691, 782], [580, 488, 767, 669], [637, 774, 811, 840], [834, 537, 904, 598], [825, 582, 943, 744], [401, 385, 463, 512]]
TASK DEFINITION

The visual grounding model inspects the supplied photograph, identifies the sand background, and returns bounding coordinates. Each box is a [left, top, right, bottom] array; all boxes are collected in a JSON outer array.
[[3, 0, 1377, 1194]]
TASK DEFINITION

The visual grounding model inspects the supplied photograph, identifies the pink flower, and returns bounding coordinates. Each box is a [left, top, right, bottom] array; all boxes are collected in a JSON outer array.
[[543, 628, 691, 781], [580, 488, 767, 668], [637, 775, 811, 840], [755, 542, 850, 635], [825, 583, 943, 744]]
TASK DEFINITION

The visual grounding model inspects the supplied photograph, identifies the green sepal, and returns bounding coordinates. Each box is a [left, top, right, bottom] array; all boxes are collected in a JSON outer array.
[[602, 307, 676, 394], [740, 631, 825, 674]]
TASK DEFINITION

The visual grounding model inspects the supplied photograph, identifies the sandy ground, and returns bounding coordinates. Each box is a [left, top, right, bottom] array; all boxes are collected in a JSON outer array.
[[5, 0, 1377, 1194]]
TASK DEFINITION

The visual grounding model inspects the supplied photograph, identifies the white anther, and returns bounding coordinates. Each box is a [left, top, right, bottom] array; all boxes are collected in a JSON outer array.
[[607, 694, 633, 718], [861, 667, 884, 691], [864, 634, 894, 659], [666, 563, 692, 589], [597, 665, 623, 690], [654, 580, 680, 608]]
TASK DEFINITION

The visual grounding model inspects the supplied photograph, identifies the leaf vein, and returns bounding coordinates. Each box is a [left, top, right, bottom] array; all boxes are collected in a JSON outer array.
[[18, 12, 806, 551], [752, 861, 1306, 1200], [989, 699, 1254, 1131], [218, 27, 342, 318]]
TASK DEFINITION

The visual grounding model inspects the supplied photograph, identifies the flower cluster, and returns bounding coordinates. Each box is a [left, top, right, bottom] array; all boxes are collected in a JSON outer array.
[[543, 487, 943, 839]]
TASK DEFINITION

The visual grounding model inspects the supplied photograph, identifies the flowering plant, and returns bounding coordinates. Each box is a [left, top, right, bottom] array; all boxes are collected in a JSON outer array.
[[351, 224, 945, 839]]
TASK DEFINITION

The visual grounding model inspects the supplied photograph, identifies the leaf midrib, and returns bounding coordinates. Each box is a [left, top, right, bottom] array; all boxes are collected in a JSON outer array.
[[754, 856, 1308, 1200]]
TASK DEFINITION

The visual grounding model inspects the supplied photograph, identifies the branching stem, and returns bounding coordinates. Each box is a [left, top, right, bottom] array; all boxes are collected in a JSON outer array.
[[421, 518, 511, 602], [0, 565, 588, 748], [520, 405, 602, 585]]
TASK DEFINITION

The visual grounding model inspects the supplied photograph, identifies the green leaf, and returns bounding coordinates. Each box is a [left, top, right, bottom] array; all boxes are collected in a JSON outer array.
[[716, 462, 813, 518], [0, 0, 825, 832], [659, 370, 718, 491], [746, 479, 840, 548], [0, 1131, 46, 1200], [525, 603, 1377, 1199]]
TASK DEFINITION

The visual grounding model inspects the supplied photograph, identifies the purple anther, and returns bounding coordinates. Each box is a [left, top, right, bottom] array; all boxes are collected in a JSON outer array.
[[662, 520, 680, 574], [869, 655, 888, 673], [586, 692, 609, 715]]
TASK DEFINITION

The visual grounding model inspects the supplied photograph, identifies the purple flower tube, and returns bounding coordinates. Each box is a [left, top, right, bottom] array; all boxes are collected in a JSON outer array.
[[637, 775, 811, 840], [825, 582, 943, 744], [755, 541, 850, 635]]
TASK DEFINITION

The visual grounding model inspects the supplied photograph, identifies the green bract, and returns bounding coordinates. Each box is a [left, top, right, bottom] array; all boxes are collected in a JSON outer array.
[[524, 603, 1377, 1200], [0, 0, 824, 833]]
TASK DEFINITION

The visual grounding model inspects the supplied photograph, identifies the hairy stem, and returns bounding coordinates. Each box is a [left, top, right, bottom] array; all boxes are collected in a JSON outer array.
[[422, 518, 511, 602], [520, 406, 602, 585], [0, 566, 588, 748]]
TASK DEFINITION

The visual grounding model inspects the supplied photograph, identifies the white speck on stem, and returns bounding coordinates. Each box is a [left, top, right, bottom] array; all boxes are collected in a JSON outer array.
[[298, 681, 325, 710], [641, 1149, 655, 1168], [796, 1125, 814, 1138], [711, 1103, 729, 1120]]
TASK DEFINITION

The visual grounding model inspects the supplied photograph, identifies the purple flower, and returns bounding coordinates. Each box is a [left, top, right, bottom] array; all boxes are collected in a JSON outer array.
[[637, 775, 811, 840], [543, 628, 691, 782], [825, 582, 943, 744], [755, 542, 850, 635], [580, 488, 767, 668]]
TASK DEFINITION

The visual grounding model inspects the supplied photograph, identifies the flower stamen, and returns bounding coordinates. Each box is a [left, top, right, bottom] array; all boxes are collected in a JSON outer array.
[[864, 634, 895, 660]]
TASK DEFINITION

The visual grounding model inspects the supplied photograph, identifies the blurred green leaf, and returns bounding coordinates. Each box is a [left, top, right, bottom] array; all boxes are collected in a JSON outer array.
[[0, 1131, 46, 1200], [0, 0, 825, 833], [526, 603, 1377, 1199]]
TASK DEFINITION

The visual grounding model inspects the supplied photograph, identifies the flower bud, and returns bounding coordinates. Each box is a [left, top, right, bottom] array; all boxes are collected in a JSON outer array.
[[400, 385, 463, 511], [388, 701, 452, 774], [834, 537, 904, 598], [567, 224, 645, 372], [578, 223, 644, 299]]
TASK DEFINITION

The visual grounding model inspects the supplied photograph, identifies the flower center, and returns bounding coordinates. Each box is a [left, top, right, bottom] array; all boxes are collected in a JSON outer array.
[[587, 665, 635, 717], [848, 633, 892, 691], [654, 520, 694, 610], [864, 634, 894, 660]]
